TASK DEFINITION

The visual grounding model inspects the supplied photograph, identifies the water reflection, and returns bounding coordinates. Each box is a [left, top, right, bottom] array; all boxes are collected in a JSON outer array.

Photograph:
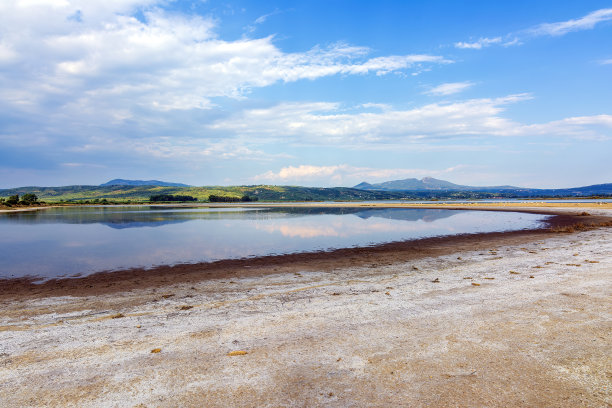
[[0, 206, 547, 280], [0, 206, 457, 228]]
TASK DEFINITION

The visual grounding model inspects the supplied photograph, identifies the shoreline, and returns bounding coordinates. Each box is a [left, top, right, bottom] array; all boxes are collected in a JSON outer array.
[[0, 205, 610, 406], [1, 206, 610, 300], [1, 199, 611, 213]]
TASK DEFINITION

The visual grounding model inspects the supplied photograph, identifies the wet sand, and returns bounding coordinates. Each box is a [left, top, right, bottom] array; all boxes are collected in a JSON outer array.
[[0, 204, 610, 407]]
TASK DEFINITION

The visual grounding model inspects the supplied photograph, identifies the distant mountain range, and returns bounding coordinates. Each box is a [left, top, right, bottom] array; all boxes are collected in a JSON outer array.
[[353, 177, 612, 196], [100, 179, 191, 187], [353, 177, 520, 191], [1, 177, 611, 203]]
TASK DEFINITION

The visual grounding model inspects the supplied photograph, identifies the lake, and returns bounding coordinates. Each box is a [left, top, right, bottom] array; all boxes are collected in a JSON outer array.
[[0, 206, 549, 281]]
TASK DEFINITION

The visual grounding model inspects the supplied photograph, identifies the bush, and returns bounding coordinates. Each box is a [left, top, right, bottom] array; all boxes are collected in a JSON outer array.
[[20, 193, 38, 205], [209, 195, 238, 202], [208, 194, 258, 203], [150, 194, 197, 202], [6, 195, 19, 205]]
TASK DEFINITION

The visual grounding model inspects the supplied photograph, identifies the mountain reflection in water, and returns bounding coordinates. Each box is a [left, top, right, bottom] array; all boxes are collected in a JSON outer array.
[[0, 206, 457, 229], [0, 206, 547, 280]]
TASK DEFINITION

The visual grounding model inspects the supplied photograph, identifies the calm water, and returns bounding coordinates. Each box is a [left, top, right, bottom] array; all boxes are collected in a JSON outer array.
[[0, 206, 548, 280]]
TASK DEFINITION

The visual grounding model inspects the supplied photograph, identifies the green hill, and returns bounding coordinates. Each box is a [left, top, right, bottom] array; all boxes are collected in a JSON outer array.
[[0, 184, 408, 203], [3, 181, 610, 204]]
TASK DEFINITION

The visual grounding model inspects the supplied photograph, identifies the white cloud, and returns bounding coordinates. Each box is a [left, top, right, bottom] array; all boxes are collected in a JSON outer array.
[[254, 14, 271, 24], [2, 2, 610, 185], [501, 38, 522, 47], [257, 164, 345, 181], [455, 8, 612, 50], [0, 42, 18, 64], [66, 134, 293, 165], [425, 81, 474, 96], [529, 8, 612, 36], [514, 115, 612, 140], [0, 1, 448, 122], [360, 103, 392, 111], [0, 0, 452, 171], [210, 94, 523, 142], [211, 95, 612, 146], [454, 37, 502, 49], [61, 162, 106, 168], [601, 59, 612, 65], [246, 9, 282, 32]]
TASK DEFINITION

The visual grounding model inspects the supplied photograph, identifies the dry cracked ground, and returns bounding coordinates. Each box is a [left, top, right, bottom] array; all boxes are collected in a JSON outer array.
[[0, 222, 611, 407]]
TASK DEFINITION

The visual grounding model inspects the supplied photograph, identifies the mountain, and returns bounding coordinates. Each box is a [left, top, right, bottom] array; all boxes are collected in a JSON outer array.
[[1, 181, 611, 203], [100, 179, 190, 187], [376, 177, 467, 190], [353, 182, 375, 190], [354, 177, 521, 191], [539, 183, 612, 196]]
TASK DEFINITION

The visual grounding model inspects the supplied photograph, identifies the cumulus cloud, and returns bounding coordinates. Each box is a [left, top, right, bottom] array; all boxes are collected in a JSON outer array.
[[260, 164, 344, 181], [2, 2, 610, 187], [0, 1, 447, 117], [425, 81, 474, 96], [0, 0, 451, 169]]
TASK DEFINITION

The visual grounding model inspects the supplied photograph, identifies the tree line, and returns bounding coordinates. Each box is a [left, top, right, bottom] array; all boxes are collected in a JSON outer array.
[[1, 193, 260, 206], [149, 194, 257, 202], [149, 194, 197, 202], [0, 193, 39, 207], [208, 194, 258, 202]]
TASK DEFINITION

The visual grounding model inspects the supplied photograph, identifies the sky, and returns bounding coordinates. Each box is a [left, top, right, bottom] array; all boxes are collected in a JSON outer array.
[[0, 0, 611, 189]]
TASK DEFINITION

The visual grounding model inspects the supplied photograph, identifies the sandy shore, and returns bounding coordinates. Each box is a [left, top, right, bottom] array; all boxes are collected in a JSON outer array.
[[0, 205, 610, 407]]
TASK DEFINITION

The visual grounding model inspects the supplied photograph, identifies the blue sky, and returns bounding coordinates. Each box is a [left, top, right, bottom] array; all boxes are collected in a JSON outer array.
[[0, 0, 611, 188]]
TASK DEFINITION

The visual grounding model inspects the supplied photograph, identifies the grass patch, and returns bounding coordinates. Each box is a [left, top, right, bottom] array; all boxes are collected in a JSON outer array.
[[551, 220, 612, 233]]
